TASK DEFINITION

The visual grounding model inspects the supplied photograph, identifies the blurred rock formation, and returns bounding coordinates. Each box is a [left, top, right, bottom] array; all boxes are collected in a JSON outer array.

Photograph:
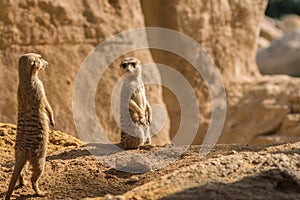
[[0, 0, 299, 145]]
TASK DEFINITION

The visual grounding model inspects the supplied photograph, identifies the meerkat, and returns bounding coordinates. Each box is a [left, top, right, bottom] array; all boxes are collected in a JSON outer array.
[[6, 53, 55, 200], [119, 57, 153, 150]]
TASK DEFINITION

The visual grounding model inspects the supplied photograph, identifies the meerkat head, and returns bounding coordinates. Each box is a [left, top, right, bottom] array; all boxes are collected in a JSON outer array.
[[119, 57, 142, 77], [19, 53, 48, 77]]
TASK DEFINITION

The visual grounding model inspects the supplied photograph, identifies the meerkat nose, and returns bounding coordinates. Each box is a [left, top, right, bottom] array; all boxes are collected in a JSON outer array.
[[127, 65, 134, 73], [43, 61, 48, 69]]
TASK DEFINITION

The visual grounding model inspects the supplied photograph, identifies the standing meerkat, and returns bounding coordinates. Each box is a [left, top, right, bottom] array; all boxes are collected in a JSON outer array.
[[119, 57, 153, 150], [6, 53, 55, 199]]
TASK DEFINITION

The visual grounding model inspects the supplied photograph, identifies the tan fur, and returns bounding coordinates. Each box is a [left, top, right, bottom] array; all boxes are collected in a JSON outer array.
[[119, 57, 153, 150], [6, 53, 54, 200]]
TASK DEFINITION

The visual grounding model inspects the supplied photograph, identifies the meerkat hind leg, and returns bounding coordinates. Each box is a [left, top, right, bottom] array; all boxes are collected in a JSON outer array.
[[139, 127, 155, 150], [144, 129, 151, 145], [18, 171, 27, 187], [30, 157, 46, 197], [5, 152, 27, 200]]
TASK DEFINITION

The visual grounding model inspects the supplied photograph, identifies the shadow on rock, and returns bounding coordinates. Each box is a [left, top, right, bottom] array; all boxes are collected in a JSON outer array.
[[160, 169, 300, 200], [47, 143, 122, 161]]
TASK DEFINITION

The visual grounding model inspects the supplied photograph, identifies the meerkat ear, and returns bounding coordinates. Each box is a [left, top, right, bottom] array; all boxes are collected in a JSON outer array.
[[28, 57, 36, 67]]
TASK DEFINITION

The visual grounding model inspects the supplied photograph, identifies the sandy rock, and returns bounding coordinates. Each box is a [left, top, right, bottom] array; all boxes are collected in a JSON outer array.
[[0, 0, 170, 145], [122, 142, 300, 200], [0, 123, 82, 154], [223, 76, 300, 144], [115, 154, 152, 173], [103, 194, 126, 200], [281, 14, 300, 32], [257, 30, 300, 76], [279, 114, 300, 138]]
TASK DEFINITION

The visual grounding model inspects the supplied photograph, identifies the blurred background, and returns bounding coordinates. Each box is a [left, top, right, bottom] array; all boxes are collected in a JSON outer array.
[[257, 0, 300, 77], [266, 0, 300, 18], [0, 0, 299, 146]]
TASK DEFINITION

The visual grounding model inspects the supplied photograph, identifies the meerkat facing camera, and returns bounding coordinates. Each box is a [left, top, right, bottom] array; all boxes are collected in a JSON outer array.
[[119, 57, 153, 150], [6, 53, 55, 200]]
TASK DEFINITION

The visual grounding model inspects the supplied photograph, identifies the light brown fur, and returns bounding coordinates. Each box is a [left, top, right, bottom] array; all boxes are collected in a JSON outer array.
[[119, 57, 153, 150], [6, 53, 54, 199]]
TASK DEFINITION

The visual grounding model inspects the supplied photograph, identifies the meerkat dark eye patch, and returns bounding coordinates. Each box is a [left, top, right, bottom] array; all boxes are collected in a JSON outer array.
[[28, 57, 36, 67], [129, 62, 136, 67], [121, 63, 127, 69]]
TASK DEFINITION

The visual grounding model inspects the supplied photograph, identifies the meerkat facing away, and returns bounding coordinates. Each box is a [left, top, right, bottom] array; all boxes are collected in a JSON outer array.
[[6, 53, 55, 200], [119, 57, 153, 150]]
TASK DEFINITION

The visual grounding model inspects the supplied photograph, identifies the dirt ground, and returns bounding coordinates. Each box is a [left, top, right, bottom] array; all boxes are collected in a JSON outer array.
[[0, 123, 300, 200]]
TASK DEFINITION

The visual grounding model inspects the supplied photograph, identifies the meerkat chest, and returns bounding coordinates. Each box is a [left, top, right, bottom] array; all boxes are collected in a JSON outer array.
[[18, 79, 46, 115], [129, 80, 146, 105], [132, 87, 146, 106]]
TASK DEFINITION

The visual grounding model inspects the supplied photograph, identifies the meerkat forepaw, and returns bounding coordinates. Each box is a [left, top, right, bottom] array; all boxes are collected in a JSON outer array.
[[132, 113, 139, 122], [36, 191, 47, 197], [146, 114, 152, 124], [139, 117, 147, 125], [50, 120, 55, 128]]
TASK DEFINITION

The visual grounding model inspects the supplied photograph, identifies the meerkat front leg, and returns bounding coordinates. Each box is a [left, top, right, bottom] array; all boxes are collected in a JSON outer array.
[[142, 101, 155, 149], [129, 99, 146, 124], [30, 157, 46, 197], [44, 99, 55, 128], [145, 101, 152, 124]]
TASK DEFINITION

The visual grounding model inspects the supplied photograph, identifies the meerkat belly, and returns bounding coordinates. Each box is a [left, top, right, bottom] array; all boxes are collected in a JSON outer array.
[[16, 112, 48, 154], [131, 88, 147, 123]]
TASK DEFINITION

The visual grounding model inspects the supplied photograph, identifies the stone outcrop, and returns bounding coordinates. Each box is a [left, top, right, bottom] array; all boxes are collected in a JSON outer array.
[[141, 0, 300, 145], [224, 76, 300, 144], [257, 30, 300, 77], [281, 14, 300, 32], [141, 0, 268, 144]]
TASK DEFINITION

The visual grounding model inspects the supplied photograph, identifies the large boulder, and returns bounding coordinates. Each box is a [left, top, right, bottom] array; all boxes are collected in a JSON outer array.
[[257, 30, 300, 77], [142, 0, 300, 145], [0, 0, 170, 145], [224, 76, 300, 144], [141, 0, 268, 144]]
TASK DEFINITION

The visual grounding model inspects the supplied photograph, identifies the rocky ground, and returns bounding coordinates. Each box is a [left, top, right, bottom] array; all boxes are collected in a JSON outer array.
[[0, 123, 299, 200]]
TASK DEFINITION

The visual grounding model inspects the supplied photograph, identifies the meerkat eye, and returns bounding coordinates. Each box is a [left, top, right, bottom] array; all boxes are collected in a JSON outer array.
[[121, 63, 127, 69], [129, 62, 136, 68]]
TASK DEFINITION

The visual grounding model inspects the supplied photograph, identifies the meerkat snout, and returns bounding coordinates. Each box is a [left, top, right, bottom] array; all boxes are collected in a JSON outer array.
[[26, 54, 48, 71]]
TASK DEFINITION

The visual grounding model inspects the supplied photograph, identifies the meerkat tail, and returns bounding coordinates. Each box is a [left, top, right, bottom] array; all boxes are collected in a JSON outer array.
[[144, 126, 152, 145], [5, 154, 27, 200]]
